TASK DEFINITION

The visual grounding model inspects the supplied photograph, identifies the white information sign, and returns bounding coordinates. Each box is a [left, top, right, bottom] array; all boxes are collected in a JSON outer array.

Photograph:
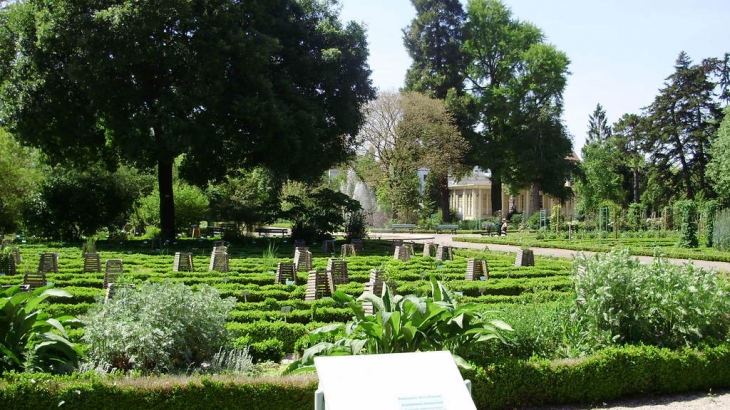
[[314, 351, 476, 410]]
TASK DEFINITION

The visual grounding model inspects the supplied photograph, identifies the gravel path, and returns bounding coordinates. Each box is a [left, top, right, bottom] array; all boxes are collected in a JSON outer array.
[[528, 389, 730, 409], [372, 232, 730, 273]]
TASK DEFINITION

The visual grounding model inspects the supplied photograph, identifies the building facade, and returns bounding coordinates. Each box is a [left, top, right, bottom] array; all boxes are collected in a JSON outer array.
[[448, 169, 576, 221]]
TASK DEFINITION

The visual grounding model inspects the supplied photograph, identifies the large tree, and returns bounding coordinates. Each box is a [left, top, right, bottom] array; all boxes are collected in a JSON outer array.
[[707, 107, 730, 206], [463, 0, 575, 215], [0, 0, 374, 240], [612, 113, 646, 205], [642, 52, 722, 201], [402, 0, 469, 222], [355, 90, 466, 221]]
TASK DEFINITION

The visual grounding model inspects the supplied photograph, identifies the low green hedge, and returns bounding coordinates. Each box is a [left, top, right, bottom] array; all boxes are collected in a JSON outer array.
[[465, 343, 730, 409], [0, 373, 317, 410], [2, 344, 730, 409]]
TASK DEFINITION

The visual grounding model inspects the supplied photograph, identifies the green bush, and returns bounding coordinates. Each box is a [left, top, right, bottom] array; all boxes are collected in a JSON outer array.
[[675, 200, 698, 248], [83, 281, 236, 373], [572, 249, 730, 349], [233, 337, 284, 363], [131, 181, 209, 235], [225, 321, 308, 353], [344, 210, 369, 241], [626, 203, 646, 231], [703, 200, 718, 247], [713, 208, 730, 251]]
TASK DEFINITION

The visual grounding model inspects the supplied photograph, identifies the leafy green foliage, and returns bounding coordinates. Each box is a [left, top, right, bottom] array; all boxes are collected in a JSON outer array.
[[283, 185, 361, 243], [675, 200, 699, 248], [713, 208, 730, 251], [233, 336, 284, 364], [572, 249, 730, 349], [83, 281, 236, 373], [703, 200, 719, 247], [1, 0, 375, 240], [22, 164, 152, 240], [285, 275, 512, 373], [344, 210, 369, 241], [463, 0, 575, 209], [0, 128, 44, 233], [206, 168, 280, 231], [626, 203, 646, 232], [0, 284, 81, 374], [131, 180, 209, 235], [708, 106, 730, 204]]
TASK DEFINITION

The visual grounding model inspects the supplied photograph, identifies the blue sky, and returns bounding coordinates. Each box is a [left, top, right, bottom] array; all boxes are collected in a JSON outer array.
[[339, 0, 729, 154]]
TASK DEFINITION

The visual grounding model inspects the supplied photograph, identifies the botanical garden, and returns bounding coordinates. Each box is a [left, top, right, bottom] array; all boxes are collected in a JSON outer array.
[[2, 0, 730, 409]]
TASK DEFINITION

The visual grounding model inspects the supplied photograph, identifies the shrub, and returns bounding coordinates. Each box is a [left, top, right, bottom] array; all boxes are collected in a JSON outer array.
[[713, 208, 730, 251], [283, 186, 361, 243], [131, 181, 209, 235], [234, 336, 284, 363], [626, 203, 646, 231], [83, 281, 236, 373], [702, 200, 718, 247], [344, 210, 369, 241], [674, 200, 698, 248], [572, 249, 730, 349], [22, 165, 152, 240]]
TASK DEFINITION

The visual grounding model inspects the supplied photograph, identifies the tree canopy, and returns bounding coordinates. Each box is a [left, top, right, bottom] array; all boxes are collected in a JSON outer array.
[[0, 0, 375, 239], [642, 52, 722, 201], [463, 0, 575, 214], [708, 107, 730, 205]]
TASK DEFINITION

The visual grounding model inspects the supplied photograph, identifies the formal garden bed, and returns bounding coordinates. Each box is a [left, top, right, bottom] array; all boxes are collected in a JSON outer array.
[[2, 238, 730, 409]]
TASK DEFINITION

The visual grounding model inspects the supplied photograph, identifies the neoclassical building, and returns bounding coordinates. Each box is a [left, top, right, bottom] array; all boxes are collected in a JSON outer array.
[[448, 169, 577, 221]]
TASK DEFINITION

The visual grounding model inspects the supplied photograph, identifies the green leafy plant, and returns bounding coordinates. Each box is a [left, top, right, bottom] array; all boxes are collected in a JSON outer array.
[[83, 281, 236, 373], [0, 284, 82, 374], [572, 248, 730, 349], [285, 274, 512, 374]]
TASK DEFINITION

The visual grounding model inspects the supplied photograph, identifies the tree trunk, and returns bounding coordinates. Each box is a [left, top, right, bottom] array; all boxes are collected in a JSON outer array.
[[490, 176, 502, 216], [158, 158, 176, 241], [633, 168, 640, 204], [439, 175, 451, 223], [530, 182, 541, 217]]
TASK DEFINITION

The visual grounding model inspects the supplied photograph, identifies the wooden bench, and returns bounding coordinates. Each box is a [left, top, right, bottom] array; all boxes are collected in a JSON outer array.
[[391, 224, 416, 233], [256, 227, 289, 237], [436, 224, 458, 234]]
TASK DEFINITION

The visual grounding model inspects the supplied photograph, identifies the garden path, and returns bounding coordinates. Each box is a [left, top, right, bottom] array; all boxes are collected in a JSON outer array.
[[371, 233, 730, 273]]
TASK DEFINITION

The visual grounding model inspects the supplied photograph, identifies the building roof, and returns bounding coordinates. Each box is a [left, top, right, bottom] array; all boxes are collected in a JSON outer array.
[[449, 168, 491, 188]]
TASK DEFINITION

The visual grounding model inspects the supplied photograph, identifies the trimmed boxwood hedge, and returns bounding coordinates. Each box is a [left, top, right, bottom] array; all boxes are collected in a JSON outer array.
[[2, 344, 730, 409]]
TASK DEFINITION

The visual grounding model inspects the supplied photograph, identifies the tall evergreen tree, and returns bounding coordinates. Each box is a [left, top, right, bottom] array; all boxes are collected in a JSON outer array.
[[642, 52, 722, 200], [403, 0, 469, 222], [586, 103, 612, 144], [403, 0, 467, 99]]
